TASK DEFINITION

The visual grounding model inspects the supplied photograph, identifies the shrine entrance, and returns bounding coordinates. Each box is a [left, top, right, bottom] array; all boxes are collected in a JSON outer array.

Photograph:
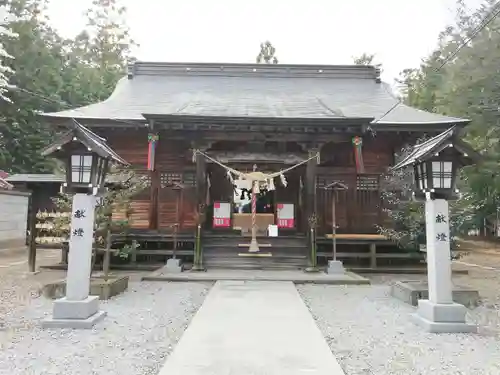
[[232, 182, 277, 235], [205, 157, 305, 236]]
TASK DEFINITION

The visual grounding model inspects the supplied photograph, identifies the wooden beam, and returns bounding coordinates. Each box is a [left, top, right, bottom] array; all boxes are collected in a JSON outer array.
[[160, 130, 354, 143]]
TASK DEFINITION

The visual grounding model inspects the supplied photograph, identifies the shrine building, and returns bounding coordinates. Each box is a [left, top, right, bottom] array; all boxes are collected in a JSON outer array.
[[40, 62, 469, 270]]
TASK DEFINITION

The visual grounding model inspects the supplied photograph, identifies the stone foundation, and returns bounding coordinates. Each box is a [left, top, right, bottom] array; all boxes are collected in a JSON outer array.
[[390, 280, 480, 308], [42, 276, 129, 300]]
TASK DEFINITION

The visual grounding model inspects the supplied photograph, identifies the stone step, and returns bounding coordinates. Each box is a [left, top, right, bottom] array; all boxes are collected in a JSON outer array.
[[204, 260, 307, 270], [203, 249, 308, 270], [203, 247, 307, 258], [204, 237, 307, 247]]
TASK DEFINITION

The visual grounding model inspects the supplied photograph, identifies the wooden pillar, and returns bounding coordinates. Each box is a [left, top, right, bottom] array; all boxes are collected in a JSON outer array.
[[305, 147, 320, 225], [103, 230, 112, 280], [304, 146, 320, 269], [370, 242, 377, 269], [176, 187, 184, 230], [148, 123, 159, 230], [130, 239, 138, 264], [27, 187, 40, 273], [195, 150, 206, 214], [149, 171, 159, 230], [193, 145, 207, 271]]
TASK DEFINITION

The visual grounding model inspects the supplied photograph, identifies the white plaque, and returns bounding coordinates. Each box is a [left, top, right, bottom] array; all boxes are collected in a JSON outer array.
[[268, 224, 278, 237]]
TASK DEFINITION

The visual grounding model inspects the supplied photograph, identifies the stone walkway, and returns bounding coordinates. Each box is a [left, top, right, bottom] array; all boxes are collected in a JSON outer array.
[[158, 280, 345, 375]]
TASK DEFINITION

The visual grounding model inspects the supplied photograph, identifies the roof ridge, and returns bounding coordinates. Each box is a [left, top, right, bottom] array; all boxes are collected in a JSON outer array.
[[128, 61, 381, 81]]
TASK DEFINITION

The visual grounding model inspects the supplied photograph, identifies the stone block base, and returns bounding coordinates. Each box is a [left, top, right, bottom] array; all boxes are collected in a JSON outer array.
[[42, 310, 106, 329], [91, 276, 129, 300], [42, 277, 129, 300], [53, 296, 99, 320], [391, 280, 480, 307], [165, 258, 183, 273], [412, 299, 477, 333], [326, 260, 345, 274]]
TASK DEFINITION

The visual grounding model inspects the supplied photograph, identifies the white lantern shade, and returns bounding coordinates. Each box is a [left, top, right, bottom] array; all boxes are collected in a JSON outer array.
[[431, 161, 453, 189], [71, 154, 93, 184], [416, 163, 428, 190]]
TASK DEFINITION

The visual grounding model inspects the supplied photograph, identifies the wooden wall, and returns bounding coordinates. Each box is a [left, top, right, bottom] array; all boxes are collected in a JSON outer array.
[[102, 130, 198, 231], [317, 137, 394, 234], [103, 130, 150, 229], [99, 129, 397, 234], [155, 139, 196, 230]]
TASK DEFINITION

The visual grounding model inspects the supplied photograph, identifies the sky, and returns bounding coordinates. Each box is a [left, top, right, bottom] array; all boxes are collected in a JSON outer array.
[[46, 0, 484, 84]]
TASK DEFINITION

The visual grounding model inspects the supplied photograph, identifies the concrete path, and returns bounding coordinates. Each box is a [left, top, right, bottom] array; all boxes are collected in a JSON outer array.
[[159, 280, 345, 375]]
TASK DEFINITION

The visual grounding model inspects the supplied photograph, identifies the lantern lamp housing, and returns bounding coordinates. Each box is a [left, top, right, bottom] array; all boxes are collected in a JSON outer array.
[[41, 120, 129, 195], [411, 148, 461, 200], [392, 126, 481, 201], [62, 142, 110, 194]]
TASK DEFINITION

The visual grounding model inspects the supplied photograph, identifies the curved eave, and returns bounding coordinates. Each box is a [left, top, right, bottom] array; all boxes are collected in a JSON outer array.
[[372, 119, 470, 125], [40, 111, 146, 122], [371, 119, 470, 132]]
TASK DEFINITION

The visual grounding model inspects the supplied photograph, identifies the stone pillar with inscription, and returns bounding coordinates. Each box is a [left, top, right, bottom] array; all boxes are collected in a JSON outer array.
[[412, 198, 477, 333], [42, 194, 106, 329]]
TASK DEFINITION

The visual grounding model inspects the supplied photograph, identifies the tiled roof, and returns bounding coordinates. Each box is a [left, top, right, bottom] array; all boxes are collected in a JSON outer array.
[[41, 119, 129, 166], [392, 126, 481, 170], [42, 62, 469, 126], [6, 174, 65, 183]]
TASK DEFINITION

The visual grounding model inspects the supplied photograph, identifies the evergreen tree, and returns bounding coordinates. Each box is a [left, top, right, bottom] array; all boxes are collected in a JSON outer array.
[[0, 0, 135, 173], [256, 41, 278, 64], [353, 53, 375, 65], [73, 0, 136, 101], [397, 0, 500, 234], [0, 5, 16, 102], [0, 0, 67, 173]]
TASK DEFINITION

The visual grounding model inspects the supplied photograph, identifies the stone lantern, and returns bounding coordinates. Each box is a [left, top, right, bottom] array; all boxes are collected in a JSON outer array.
[[392, 126, 480, 333], [41, 120, 129, 329]]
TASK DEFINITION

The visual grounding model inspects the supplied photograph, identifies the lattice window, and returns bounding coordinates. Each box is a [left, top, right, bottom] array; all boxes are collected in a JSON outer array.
[[160, 172, 182, 186], [160, 172, 197, 187], [142, 174, 151, 186], [183, 172, 196, 187], [356, 175, 379, 191]]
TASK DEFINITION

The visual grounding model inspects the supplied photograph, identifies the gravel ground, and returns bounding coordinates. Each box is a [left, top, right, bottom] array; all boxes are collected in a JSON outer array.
[[0, 281, 211, 375], [0, 249, 64, 333], [298, 284, 500, 375]]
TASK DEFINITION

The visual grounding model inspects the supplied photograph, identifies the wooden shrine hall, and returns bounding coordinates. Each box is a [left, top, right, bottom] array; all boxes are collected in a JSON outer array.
[[41, 62, 470, 270]]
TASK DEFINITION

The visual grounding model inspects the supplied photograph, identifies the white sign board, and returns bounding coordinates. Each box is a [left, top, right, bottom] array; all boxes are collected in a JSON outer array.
[[268, 224, 278, 237], [277, 203, 294, 228], [213, 201, 231, 228]]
